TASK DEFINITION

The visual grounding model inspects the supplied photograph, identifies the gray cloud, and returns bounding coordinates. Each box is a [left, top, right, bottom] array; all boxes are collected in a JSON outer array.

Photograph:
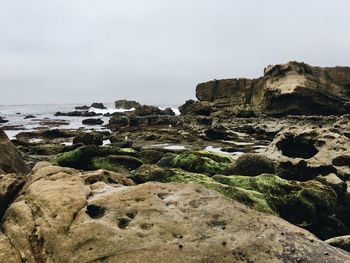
[[0, 0, 349, 105]]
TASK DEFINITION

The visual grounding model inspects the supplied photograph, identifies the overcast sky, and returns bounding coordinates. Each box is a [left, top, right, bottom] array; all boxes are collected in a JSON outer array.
[[0, 0, 349, 105]]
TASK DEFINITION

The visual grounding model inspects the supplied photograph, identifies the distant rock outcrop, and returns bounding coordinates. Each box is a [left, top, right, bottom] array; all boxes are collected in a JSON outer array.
[[195, 61, 350, 116], [115, 99, 141, 109]]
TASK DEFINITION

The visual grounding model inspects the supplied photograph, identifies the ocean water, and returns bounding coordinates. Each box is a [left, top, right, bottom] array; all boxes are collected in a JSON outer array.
[[0, 103, 180, 139]]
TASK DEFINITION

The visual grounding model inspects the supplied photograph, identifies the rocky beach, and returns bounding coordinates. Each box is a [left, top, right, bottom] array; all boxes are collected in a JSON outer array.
[[1, 61, 350, 262]]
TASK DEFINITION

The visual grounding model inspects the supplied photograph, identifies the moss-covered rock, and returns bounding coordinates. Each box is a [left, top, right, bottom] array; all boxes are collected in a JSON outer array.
[[92, 155, 143, 172], [171, 151, 232, 175], [131, 165, 273, 214], [54, 145, 138, 170], [228, 153, 275, 176], [212, 174, 340, 239], [130, 164, 175, 184], [139, 150, 164, 164]]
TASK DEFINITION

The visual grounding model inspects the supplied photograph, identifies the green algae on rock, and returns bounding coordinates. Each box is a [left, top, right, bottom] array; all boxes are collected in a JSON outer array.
[[54, 145, 139, 170], [212, 174, 342, 239], [171, 151, 232, 175], [92, 155, 143, 172]]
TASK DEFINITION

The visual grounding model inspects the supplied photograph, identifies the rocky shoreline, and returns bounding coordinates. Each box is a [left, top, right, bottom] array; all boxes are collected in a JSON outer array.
[[1, 61, 350, 262]]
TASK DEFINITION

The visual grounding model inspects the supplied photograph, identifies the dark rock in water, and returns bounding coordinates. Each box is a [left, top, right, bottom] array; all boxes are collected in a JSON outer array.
[[55, 111, 101, 117], [24, 115, 36, 119], [38, 119, 69, 127], [179, 100, 212, 116], [75, 105, 90, 110], [196, 61, 350, 116], [91, 102, 106, 109], [42, 129, 75, 139], [0, 129, 29, 175], [115, 99, 140, 109], [73, 133, 103, 146], [82, 118, 104, 125], [0, 117, 9, 123]]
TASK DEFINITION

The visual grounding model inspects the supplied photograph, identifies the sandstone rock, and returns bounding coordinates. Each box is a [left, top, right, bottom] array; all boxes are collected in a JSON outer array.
[[196, 61, 350, 116], [266, 126, 350, 181], [0, 129, 28, 175], [325, 235, 350, 252], [115, 99, 141, 109], [1, 162, 349, 262]]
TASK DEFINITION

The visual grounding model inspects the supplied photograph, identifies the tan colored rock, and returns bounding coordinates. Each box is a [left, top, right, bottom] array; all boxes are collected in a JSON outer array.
[[325, 235, 350, 252], [265, 126, 350, 180], [0, 129, 29, 175], [0, 162, 349, 262], [196, 61, 350, 116]]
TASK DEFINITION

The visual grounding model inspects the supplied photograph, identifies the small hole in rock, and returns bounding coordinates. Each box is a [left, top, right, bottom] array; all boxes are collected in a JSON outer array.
[[86, 205, 106, 219], [127, 211, 137, 219], [118, 217, 130, 229]]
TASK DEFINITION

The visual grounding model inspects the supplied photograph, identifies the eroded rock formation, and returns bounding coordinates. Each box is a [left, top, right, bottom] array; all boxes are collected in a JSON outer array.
[[195, 61, 350, 116]]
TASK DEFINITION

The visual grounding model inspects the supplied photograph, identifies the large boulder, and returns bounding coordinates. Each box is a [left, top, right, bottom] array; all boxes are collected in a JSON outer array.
[[0, 129, 28, 175], [171, 151, 232, 175], [196, 61, 350, 116], [1, 162, 349, 262]]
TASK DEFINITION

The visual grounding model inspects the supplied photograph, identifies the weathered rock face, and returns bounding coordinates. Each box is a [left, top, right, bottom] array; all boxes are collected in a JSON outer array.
[[196, 61, 350, 116], [265, 125, 350, 181], [0, 129, 28, 175], [1, 162, 349, 263]]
